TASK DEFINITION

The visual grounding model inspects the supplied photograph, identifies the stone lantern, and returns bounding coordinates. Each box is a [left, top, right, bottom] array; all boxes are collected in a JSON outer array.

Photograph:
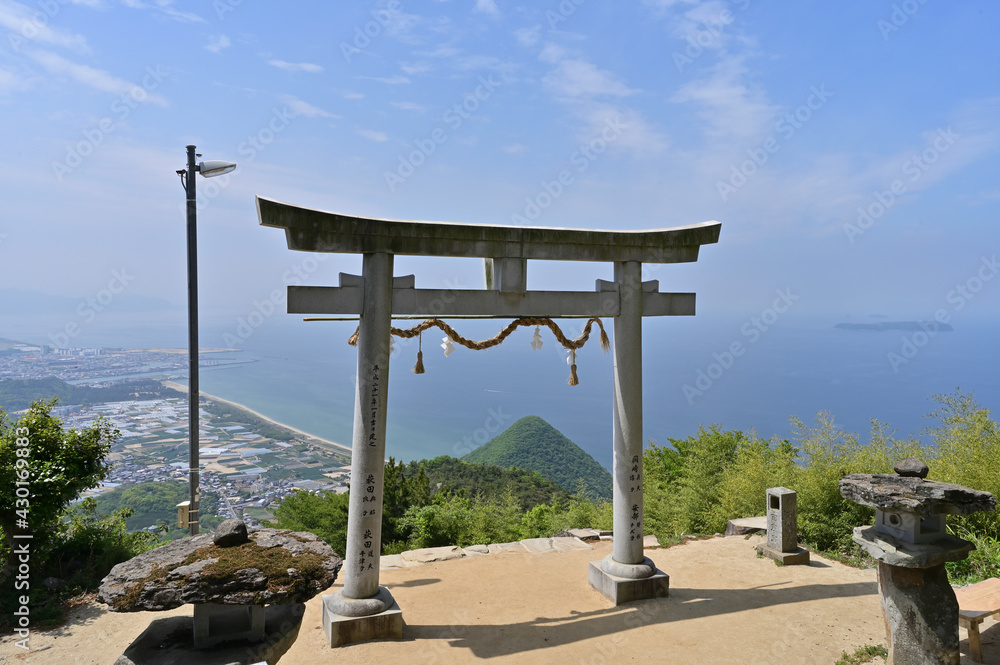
[[839, 458, 996, 665]]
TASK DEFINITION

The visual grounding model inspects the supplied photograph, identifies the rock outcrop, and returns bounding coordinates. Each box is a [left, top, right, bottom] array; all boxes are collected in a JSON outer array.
[[98, 526, 342, 612]]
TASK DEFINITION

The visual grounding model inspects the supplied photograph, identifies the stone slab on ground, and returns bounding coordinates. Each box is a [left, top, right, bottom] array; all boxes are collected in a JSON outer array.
[[399, 546, 465, 565], [521, 538, 558, 554], [114, 602, 304, 665], [588, 561, 670, 605], [551, 537, 592, 552], [378, 554, 407, 570], [489, 541, 528, 554], [462, 545, 490, 556], [554, 529, 602, 541], [321, 596, 403, 648], [756, 543, 811, 566], [643, 535, 660, 548], [726, 516, 767, 537]]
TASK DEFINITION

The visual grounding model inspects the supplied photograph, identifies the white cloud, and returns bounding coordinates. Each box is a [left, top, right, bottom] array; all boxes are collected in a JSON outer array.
[[391, 101, 425, 112], [268, 60, 324, 73], [204, 35, 231, 53], [366, 75, 411, 85], [543, 58, 636, 99], [27, 49, 169, 105], [0, 0, 89, 51], [400, 61, 431, 75], [671, 55, 777, 143], [357, 129, 388, 142], [119, 0, 204, 23], [343, 91, 365, 100], [474, 0, 499, 16], [514, 26, 541, 48], [0, 66, 23, 94], [279, 94, 338, 118], [502, 143, 526, 155]]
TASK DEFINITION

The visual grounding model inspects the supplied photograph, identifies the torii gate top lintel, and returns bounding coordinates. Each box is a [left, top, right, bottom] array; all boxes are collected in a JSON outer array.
[[257, 196, 721, 264]]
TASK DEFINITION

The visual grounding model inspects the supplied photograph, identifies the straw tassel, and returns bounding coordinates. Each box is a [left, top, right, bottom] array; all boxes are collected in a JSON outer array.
[[567, 348, 578, 386], [413, 333, 425, 374]]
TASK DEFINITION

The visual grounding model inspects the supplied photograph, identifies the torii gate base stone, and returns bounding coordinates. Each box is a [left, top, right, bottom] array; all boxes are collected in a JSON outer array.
[[259, 196, 720, 645]]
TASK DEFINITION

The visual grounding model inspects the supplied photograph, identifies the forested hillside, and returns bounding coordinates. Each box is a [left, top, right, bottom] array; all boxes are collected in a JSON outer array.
[[462, 416, 613, 500], [401, 455, 573, 507], [92, 480, 221, 536], [0, 377, 182, 412]]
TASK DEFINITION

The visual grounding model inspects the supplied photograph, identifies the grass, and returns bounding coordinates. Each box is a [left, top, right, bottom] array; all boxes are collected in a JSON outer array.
[[835, 644, 888, 665]]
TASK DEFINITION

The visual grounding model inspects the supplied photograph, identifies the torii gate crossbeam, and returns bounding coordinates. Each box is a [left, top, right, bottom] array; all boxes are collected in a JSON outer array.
[[258, 196, 721, 647]]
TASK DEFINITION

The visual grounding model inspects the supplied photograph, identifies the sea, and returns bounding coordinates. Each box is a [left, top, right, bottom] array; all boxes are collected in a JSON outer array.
[[5, 309, 998, 471]]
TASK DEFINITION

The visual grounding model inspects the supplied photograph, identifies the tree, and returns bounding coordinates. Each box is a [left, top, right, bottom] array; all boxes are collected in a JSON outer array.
[[0, 399, 118, 580], [269, 490, 351, 556]]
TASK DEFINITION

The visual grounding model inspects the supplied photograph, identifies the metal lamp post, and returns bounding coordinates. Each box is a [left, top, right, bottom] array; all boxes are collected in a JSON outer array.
[[177, 145, 236, 535]]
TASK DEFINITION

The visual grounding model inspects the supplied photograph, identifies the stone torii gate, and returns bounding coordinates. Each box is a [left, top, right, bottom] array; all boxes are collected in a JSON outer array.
[[258, 196, 721, 646]]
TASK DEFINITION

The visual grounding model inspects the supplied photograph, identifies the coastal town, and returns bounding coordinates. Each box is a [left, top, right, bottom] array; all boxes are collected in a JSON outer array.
[[0, 337, 353, 530]]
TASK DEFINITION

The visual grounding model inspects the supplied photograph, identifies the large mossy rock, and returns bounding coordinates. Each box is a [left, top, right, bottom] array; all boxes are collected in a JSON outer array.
[[98, 527, 342, 612]]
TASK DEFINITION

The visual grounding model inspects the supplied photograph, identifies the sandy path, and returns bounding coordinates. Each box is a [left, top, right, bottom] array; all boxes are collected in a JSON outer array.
[[5, 535, 997, 664]]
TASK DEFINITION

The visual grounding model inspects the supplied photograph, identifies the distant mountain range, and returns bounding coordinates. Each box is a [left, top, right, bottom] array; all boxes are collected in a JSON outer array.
[[462, 415, 613, 501], [834, 321, 954, 332]]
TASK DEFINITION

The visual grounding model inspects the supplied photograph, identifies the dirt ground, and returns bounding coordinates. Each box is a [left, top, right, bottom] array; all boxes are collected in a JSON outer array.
[[4, 534, 998, 664]]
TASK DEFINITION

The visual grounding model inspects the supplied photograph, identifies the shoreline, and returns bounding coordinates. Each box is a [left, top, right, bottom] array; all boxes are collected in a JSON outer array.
[[162, 380, 353, 456]]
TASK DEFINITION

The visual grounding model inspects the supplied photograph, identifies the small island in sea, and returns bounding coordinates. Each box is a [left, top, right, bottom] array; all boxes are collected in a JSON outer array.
[[834, 321, 954, 332]]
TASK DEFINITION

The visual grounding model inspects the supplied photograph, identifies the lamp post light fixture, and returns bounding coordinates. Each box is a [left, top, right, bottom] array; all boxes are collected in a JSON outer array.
[[177, 144, 236, 535]]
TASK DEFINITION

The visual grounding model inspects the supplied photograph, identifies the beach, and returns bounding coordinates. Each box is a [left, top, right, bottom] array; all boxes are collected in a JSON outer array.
[[163, 380, 353, 456]]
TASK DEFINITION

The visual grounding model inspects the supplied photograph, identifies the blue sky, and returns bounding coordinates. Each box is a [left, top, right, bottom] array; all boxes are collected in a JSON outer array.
[[2, 0, 999, 336]]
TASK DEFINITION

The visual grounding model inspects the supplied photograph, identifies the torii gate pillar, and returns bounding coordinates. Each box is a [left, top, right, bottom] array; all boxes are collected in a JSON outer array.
[[322, 251, 404, 646], [258, 196, 720, 644], [588, 259, 670, 603]]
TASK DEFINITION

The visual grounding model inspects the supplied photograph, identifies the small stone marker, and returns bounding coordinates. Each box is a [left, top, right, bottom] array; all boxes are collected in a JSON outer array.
[[756, 487, 809, 565]]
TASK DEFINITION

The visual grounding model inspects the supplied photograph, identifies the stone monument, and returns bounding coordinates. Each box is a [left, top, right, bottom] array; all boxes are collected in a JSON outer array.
[[258, 196, 721, 635], [840, 459, 996, 665], [756, 487, 809, 565], [98, 519, 342, 664]]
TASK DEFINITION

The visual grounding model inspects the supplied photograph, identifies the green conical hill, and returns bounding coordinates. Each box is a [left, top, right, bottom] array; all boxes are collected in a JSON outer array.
[[461, 416, 612, 501]]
